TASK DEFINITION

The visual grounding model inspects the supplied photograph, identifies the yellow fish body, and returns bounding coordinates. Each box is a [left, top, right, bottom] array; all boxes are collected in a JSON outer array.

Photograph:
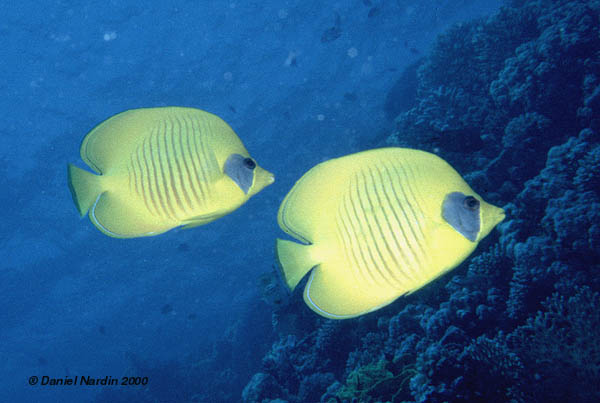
[[68, 107, 274, 238], [276, 148, 504, 319]]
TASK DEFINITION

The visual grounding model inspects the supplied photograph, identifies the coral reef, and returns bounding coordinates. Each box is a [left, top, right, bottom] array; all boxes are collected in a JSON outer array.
[[243, 0, 600, 401], [332, 359, 416, 403], [507, 286, 600, 401]]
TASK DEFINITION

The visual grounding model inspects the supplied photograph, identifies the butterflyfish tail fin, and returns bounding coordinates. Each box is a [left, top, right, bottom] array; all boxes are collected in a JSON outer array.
[[275, 239, 319, 291], [67, 164, 103, 217]]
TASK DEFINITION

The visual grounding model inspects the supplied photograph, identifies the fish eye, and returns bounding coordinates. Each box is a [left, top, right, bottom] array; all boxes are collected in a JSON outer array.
[[463, 196, 479, 210], [243, 157, 256, 170]]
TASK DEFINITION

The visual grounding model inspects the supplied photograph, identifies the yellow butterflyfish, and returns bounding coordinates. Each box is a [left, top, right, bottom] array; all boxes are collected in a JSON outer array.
[[68, 107, 274, 238], [276, 148, 504, 319]]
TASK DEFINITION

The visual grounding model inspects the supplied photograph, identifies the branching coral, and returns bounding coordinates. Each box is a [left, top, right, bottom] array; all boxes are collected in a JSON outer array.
[[332, 359, 417, 403], [502, 128, 600, 320], [507, 287, 600, 402]]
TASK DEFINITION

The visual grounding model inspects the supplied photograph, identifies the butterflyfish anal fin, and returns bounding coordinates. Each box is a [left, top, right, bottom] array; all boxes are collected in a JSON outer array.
[[180, 211, 228, 228], [89, 192, 172, 238], [302, 264, 400, 319]]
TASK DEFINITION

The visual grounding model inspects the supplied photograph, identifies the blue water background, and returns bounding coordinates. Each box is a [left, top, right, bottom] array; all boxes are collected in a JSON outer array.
[[7, 1, 581, 402]]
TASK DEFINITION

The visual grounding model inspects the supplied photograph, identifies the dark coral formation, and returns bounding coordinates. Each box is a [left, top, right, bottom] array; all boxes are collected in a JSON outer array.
[[243, 0, 600, 401]]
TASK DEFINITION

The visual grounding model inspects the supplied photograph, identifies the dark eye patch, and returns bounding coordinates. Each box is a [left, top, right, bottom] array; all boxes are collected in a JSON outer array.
[[224, 154, 255, 194], [243, 158, 256, 170], [464, 196, 479, 210], [442, 192, 480, 242]]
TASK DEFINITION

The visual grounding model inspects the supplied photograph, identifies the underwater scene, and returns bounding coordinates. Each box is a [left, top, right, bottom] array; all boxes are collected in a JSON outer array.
[[1, 0, 599, 402]]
